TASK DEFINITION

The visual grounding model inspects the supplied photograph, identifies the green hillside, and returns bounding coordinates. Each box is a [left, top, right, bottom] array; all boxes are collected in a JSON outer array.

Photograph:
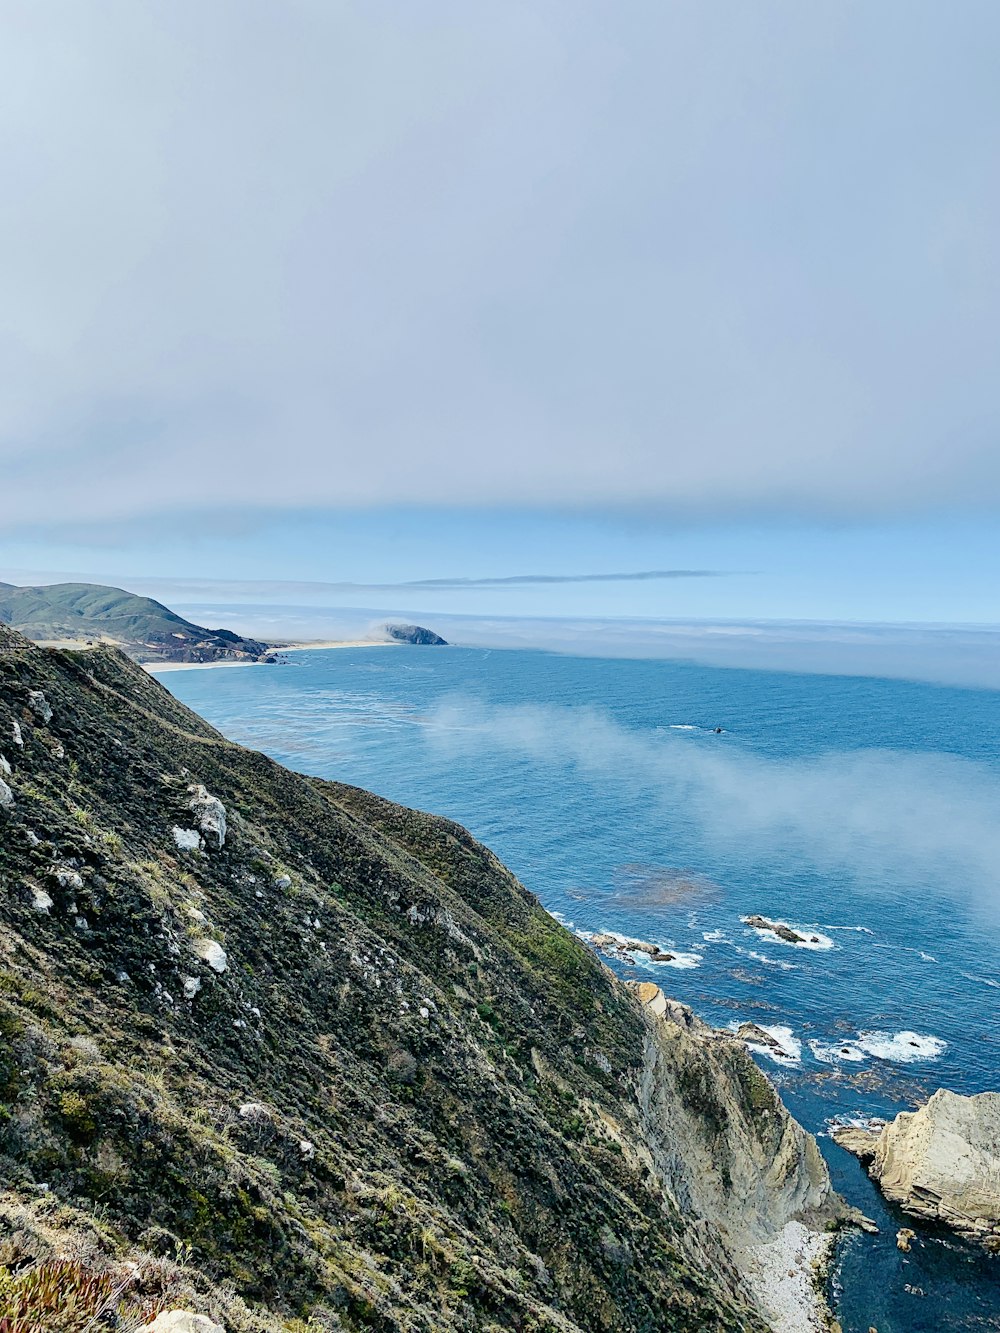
[[0, 582, 268, 663]]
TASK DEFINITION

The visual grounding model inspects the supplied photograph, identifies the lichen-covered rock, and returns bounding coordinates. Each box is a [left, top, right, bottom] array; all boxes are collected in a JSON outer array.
[[188, 784, 226, 849], [137, 1312, 225, 1333], [27, 689, 53, 722], [835, 1089, 1000, 1242], [193, 937, 228, 973]]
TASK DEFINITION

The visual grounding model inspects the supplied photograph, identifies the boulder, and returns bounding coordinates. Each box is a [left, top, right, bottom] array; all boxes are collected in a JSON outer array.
[[137, 1313, 225, 1333], [0, 776, 13, 808], [28, 690, 53, 723], [835, 1089, 1000, 1242], [188, 785, 227, 849]]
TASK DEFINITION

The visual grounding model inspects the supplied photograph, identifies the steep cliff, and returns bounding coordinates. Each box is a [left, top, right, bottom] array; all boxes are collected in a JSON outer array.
[[834, 1090, 1000, 1246], [0, 626, 848, 1331]]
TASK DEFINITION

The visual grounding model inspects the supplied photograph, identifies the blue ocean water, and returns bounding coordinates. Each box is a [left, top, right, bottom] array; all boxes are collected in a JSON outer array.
[[163, 646, 1000, 1331]]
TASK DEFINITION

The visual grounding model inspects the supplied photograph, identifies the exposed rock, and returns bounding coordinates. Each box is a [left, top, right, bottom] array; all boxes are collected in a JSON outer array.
[[193, 938, 228, 973], [30, 885, 53, 913], [744, 915, 807, 945], [0, 776, 13, 808], [137, 1313, 225, 1333], [11, 720, 23, 746], [27, 689, 52, 722], [733, 1022, 789, 1057], [896, 1228, 915, 1252], [836, 1089, 1000, 1242], [172, 826, 203, 852], [590, 931, 676, 964], [383, 623, 448, 646], [830, 1125, 882, 1160], [632, 980, 668, 1017], [0, 753, 10, 775], [188, 785, 226, 849]]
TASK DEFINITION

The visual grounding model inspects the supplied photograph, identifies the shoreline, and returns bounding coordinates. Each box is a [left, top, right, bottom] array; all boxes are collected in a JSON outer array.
[[144, 639, 399, 673], [274, 639, 400, 652]]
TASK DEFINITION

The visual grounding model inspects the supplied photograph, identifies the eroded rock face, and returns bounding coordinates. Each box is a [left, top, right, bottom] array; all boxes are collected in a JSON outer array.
[[835, 1089, 1000, 1242], [0, 776, 13, 808]]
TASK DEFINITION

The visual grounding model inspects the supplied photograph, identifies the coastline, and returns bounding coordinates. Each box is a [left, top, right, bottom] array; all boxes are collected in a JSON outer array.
[[144, 639, 399, 673], [275, 639, 399, 652]]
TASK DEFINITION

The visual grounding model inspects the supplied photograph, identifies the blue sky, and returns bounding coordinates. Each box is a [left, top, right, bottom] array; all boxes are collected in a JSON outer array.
[[1, 2, 998, 638]]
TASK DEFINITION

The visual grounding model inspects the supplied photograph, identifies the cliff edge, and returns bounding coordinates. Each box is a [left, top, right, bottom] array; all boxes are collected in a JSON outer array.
[[0, 625, 848, 1331]]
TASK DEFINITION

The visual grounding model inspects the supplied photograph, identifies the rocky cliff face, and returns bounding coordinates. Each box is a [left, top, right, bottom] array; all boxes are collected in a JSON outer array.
[[0, 625, 847, 1331], [834, 1089, 1000, 1246]]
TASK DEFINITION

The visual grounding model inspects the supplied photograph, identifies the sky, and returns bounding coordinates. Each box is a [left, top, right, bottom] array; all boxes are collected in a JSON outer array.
[[1, 1, 998, 646]]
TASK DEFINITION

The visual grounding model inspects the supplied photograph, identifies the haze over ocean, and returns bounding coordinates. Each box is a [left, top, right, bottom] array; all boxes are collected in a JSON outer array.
[[163, 643, 1000, 1333]]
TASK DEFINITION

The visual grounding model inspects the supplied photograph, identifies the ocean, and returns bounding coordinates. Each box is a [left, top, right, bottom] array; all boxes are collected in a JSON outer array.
[[162, 645, 1000, 1331]]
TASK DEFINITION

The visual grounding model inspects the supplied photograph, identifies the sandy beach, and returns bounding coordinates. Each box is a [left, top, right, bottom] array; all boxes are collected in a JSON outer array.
[[144, 639, 398, 673]]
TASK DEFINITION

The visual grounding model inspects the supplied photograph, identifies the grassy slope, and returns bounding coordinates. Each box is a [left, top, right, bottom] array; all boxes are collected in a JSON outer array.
[[0, 584, 265, 661], [0, 628, 766, 1332]]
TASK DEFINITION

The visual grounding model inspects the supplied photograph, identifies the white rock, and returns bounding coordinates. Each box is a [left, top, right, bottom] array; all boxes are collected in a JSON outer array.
[[26, 831, 39, 846], [182, 975, 202, 999], [11, 721, 23, 747], [53, 866, 84, 891], [136, 1312, 225, 1333], [273, 874, 291, 889], [299, 1138, 316, 1160], [193, 938, 228, 973], [27, 691, 52, 723], [172, 826, 203, 852], [0, 754, 10, 775], [0, 777, 13, 808], [188, 785, 226, 849], [31, 886, 53, 913], [848, 1088, 1000, 1240]]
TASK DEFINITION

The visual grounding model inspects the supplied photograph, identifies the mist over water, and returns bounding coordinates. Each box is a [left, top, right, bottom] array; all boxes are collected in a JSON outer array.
[[423, 699, 1000, 921], [163, 645, 1000, 1332]]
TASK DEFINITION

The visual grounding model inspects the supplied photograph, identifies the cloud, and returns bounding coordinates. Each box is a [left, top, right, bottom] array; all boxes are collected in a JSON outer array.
[[0, 2, 999, 531], [423, 699, 1000, 920]]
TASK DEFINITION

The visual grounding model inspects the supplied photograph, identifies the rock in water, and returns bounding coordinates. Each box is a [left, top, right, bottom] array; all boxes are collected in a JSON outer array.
[[835, 1089, 1000, 1242], [382, 622, 448, 645]]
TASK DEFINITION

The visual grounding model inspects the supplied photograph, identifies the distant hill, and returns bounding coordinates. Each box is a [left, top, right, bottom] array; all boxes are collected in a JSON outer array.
[[0, 582, 270, 664], [383, 622, 448, 645]]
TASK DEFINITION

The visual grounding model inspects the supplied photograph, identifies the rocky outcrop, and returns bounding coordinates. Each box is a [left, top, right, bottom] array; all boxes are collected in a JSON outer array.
[[743, 915, 821, 946], [834, 1089, 1000, 1244], [382, 622, 448, 645], [187, 784, 226, 849]]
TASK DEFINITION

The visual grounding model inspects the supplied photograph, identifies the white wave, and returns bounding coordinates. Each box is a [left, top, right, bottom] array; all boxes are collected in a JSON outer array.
[[809, 1039, 867, 1065], [731, 1022, 802, 1064], [809, 1029, 946, 1065], [648, 950, 702, 970], [666, 724, 699, 731], [961, 971, 1000, 989], [702, 928, 728, 942], [746, 949, 797, 971], [821, 924, 875, 934], [742, 917, 835, 951], [854, 1030, 947, 1062]]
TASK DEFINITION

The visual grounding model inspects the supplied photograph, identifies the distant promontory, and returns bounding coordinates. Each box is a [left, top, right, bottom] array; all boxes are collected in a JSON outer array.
[[382, 623, 448, 645]]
